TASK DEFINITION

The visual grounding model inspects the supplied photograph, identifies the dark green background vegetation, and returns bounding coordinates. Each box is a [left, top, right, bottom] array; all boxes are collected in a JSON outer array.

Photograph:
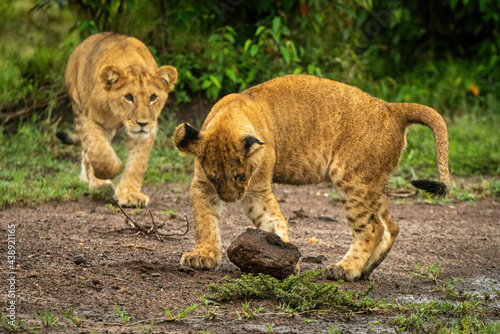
[[1, 0, 499, 206]]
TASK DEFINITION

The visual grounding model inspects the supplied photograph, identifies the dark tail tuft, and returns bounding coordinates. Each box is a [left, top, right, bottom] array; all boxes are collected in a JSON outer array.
[[411, 180, 448, 196], [56, 131, 74, 145]]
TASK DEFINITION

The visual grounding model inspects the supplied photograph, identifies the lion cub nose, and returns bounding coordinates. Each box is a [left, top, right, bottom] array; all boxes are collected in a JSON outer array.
[[136, 121, 149, 127]]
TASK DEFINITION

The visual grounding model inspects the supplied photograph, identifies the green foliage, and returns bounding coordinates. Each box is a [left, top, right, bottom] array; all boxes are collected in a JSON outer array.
[[0, 311, 24, 332], [113, 304, 130, 325], [0, 0, 78, 110], [207, 268, 497, 333], [36, 308, 62, 328], [237, 300, 265, 320], [207, 270, 378, 312], [61, 308, 84, 327], [164, 304, 199, 321]]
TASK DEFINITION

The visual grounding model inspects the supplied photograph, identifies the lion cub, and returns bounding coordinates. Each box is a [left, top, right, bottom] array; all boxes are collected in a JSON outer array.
[[174, 74, 450, 281], [59, 33, 177, 207]]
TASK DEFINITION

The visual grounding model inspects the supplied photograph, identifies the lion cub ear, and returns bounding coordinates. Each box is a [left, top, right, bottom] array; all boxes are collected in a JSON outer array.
[[243, 136, 264, 157], [100, 66, 124, 91], [155, 66, 178, 92], [174, 123, 200, 156]]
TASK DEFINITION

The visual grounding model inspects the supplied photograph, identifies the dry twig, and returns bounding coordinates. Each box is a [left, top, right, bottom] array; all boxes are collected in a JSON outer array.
[[110, 197, 190, 240]]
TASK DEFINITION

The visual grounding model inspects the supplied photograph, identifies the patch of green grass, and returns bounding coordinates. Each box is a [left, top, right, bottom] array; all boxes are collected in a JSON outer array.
[[164, 303, 199, 322], [0, 118, 87, 207], [207, 270, 378, 313], [207, 269, 498, 333], [0, 114, 188, 208], [113, 304, 130, 325], [0, 311, 24, 332], [36, 308, 62, 328], [61, 308, 84, 328], [237, 300, 265, 320]]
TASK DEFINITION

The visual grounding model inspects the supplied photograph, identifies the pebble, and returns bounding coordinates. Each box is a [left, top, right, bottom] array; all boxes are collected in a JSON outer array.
[[318, 215, 338, 222], [74, 254, 86, 265], [152, 273, 160, 277]]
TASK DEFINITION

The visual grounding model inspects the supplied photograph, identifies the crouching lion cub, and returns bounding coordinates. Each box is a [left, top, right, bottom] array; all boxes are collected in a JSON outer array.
[[59, 33, 177, 207], [174, 74, 450, 281]]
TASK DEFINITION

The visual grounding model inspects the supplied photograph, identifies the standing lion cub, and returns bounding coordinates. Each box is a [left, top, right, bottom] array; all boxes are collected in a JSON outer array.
[[59, 33, 177, 207], [174, 74, 450, 281]]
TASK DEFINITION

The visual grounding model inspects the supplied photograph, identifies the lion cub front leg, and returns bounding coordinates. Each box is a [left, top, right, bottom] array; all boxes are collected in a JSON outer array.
[[78, 119, 121, 190], [181, 177, 222, 269], [114, 134, 155, 208], [241, 189, 289, 242]]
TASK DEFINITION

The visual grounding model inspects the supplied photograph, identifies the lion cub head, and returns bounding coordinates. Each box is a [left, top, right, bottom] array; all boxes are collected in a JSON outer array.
[[174, 123, 265, 202], [100, 65, 177, 139]]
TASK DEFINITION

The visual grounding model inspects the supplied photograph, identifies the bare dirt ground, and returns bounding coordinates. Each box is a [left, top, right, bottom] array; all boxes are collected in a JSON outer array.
[[1, 183, 499, 333]]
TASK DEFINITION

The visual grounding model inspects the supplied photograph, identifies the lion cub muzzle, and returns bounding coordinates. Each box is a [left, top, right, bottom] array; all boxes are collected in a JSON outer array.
[[217, 188, 245, 203]]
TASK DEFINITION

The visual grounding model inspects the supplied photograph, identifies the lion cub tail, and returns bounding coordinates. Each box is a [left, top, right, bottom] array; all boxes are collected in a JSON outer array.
[[56, 131, 80, 145], [394, 103, 451, 196]]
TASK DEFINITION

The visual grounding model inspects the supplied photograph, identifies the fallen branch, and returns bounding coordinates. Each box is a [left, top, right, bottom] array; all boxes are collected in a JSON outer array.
[[111, 197, 151, 234], [111, 197, 190, 240], [149, 210, 163, 242], [1, 91, 67, 122]]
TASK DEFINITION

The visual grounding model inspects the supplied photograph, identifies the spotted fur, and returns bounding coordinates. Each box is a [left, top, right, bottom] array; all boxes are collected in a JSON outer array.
[[174, 75, 450, 281]]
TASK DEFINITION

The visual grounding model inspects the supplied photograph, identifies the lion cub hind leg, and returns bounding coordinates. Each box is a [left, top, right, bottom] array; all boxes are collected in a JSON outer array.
[[361, 195, 400, 279], [241, 189, 290, 242], [180, 177, 223, 269], [327, 183, 385, 282]]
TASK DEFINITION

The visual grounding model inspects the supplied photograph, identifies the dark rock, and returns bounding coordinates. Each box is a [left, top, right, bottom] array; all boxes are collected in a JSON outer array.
[[91, 278, 100, 285], [227, 228, 301, 279], [74, 254, 86, 265]]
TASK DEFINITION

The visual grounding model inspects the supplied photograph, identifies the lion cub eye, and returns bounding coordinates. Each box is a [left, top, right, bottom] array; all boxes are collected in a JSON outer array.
[[125, 94, 134, 102], [149, 94, 157, 102], [235, 174, 245, 182]]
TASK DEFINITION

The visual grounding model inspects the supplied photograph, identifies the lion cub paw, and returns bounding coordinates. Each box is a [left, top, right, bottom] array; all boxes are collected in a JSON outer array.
[[88, 178, 114, 191], [116, 191, 150, 208], [180, 251, 220, 270], [326, 264, 362, 282]]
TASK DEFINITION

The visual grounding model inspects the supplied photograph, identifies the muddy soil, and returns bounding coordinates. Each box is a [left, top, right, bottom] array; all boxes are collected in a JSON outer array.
[[1, 184, 499, 333]]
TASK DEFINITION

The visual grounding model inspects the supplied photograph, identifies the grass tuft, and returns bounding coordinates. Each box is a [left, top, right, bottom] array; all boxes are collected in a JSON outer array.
[[207, 270, 378, 313]]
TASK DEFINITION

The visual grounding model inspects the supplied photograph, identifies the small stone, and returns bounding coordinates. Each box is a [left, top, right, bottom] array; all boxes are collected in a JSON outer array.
[[293, 209, 308, 218], [74, 254, 87, 265], [141, 273, 148, 278], [318, 215, 337, 222], [152, 273, 160, 277], [227, 228, 301, 279], [91, 278, 100, 285]]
